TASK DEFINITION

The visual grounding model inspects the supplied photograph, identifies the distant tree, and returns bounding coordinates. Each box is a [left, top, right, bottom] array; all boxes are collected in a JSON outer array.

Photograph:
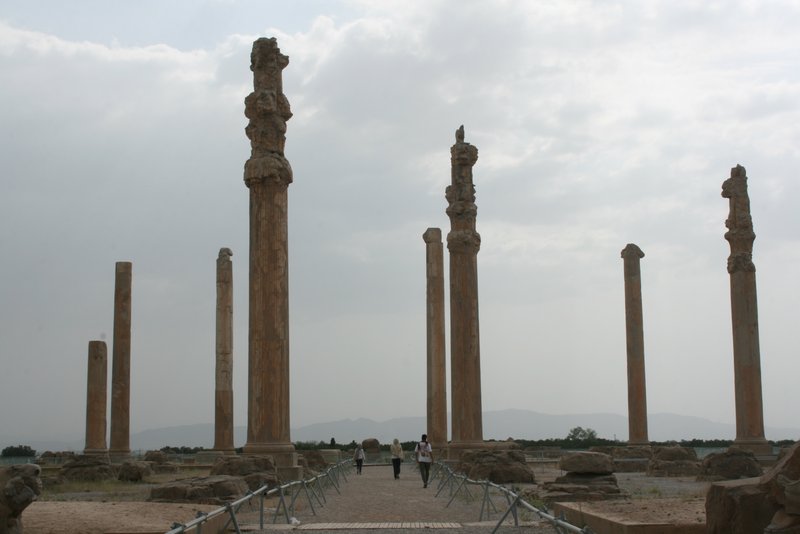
[[566, 427, 597, 441], [330, 437, 336, 447], [1, 445, 36, 457]]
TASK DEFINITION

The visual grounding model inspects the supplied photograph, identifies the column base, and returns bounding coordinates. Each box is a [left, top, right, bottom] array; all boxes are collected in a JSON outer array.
[[627, 440, 651, 446], [445, 440, 486, 460], [733, 438, 773, 456], [242, 443, 297, 465], [108, 449, 131, 463], [82, 448, 109, 456], [195, 450, 236, 464]]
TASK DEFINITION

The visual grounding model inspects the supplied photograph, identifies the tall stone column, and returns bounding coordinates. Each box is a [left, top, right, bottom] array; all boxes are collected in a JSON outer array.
[[84, 340, 108, 455], [423, 228, 447, 450], [109, 261, 132, 459], [621, 244, 649, 445], [242, 38, 297, 470], [214, 248, 235, 454], [722, 164, 770, 455], [446, 126, 483, 454]]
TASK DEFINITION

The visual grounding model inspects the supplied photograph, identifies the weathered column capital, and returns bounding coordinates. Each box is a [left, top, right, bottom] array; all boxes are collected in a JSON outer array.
[[446, 125, 479, 222], [447, 229, 481, 254], [217, 247, 232, 263], [621, 243, 645, 260], [423, 227, 442, 244], [722, 164, 756, 274], [244, 37, 293, 189]]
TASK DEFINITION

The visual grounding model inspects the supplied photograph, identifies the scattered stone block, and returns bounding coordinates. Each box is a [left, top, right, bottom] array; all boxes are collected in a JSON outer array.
[[117, 461, 153, 482], [58, 455, 115, 482], [150, 475, 248, 505], [706, 440, 800, 533], [560, 451, 614, 475], [210, 455, 278, 491], [698, 447, 763, 481], [0, 464, 42, 534], [456, 449, 535, 484]]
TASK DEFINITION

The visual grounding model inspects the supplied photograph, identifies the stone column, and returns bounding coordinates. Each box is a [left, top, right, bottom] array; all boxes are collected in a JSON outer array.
[[84, 340, 108, 455], [446, 126, 483, 454], [214, 248, 235, 454], [423, 228, 447, 451], [621, 244, 649, 445], [242, 38, 297, 471], [109, 261, 132, 459], [722, 164, 770, 455]]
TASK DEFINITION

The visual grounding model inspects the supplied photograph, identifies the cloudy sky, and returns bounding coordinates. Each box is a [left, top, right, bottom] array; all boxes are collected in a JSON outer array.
[[1, 1, 798, 446]]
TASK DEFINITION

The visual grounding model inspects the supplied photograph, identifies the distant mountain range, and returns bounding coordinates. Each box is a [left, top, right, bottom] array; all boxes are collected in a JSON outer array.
[[4, 409, 798, 453]]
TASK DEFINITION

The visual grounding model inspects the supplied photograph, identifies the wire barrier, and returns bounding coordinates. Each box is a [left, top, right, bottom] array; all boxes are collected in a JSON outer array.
[[430, 462, 595, 534], [163, 458, 353, 534], [163, 458, 594, 534]]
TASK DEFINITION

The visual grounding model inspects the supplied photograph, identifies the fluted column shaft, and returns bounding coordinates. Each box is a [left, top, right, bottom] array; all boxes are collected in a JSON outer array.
[[621, 244, 648, 445], [722, 164, 769, 454], [423, 228, 447, 450], [84, 340, 107, 454], [109, 261, 132, 457], [214, 248, 235, 453], [446, 126, 483, 449], [242, 37, 295, 459]]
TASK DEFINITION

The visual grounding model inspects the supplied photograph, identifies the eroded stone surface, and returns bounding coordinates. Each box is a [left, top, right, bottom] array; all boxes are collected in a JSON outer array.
[[560, 451, 614, 475], [210, 455, 278, 490], [242, 37, 296, 464], [446, 126, 483, 451], [706, 440, 800, 533], [456, 450, 534, 484], [150, 475, 248, 505], [0, 464, 42, 534], [59, 455, 114, 482], [698, 447, 762, 481]]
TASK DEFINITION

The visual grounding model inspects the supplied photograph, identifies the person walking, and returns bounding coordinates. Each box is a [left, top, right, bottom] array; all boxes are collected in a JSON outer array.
[[414, 433, 433, 487], [390, 438, 404, 479], [353, 444, 366, 474]]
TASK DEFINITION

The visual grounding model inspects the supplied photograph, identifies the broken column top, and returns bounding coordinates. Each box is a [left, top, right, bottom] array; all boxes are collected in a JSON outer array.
[[621, 243, 645, 259], [446, 125, 479, 222], [722, 164, 755, 273], [423, 228, 442, 243], [244, 37, 293, 188], [218, 248, 233, 260]]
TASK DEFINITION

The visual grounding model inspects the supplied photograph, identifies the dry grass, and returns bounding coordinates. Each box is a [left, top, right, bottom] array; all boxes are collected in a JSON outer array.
[[40, 468, 209, 502]]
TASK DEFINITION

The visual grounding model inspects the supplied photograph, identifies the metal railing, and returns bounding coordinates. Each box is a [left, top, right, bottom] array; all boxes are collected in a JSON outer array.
[[163, 456, 593, 533], [164, 458, 353, 534], [430, 461, 595, 534]]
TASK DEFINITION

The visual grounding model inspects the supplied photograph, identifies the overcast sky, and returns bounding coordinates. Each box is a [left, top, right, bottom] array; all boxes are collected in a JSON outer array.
[[1, 1, 798, 445]]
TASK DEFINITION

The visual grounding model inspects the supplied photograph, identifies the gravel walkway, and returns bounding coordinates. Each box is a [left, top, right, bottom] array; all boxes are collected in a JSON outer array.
[[238, 463, 557, 533]]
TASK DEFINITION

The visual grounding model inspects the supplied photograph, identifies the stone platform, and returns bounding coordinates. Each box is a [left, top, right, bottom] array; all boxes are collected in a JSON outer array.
[[553, 498, 706, 534]]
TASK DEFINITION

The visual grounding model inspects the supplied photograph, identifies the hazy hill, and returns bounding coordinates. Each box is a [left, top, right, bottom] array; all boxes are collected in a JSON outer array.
[[4, 409, 797, 452]]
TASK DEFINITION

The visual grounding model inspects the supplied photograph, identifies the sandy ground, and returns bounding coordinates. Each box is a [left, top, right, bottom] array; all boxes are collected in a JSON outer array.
[[24, 501, 220, 534]]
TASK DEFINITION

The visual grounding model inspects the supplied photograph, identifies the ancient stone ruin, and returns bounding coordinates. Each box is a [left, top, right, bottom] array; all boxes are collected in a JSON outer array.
[[621, 243, 649, 445], [0, 464, 41, 534], [423, 227, 447, 451], [447, 126, 483, 456], [539, 451, 624, 502], [722, 164, 770, 455], [109, 261, 132, 460], [214, 247, 235, 455], [455, 449, 535, 484], [646, 446, 701, 477], [706, 441, 800, 533], [241, 37, 300, 479], [698, 447, 762, 482]]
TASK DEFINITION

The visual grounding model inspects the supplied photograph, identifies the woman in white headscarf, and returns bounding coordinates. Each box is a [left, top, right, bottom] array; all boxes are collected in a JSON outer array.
[[390, 438, 404, 479]]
